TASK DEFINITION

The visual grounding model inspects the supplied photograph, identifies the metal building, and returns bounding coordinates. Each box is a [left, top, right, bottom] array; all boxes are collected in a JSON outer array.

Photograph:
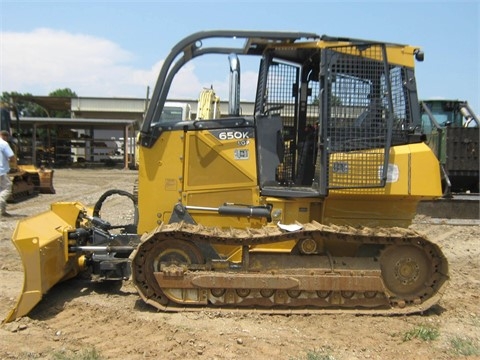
[[12, 95, 254, 169]]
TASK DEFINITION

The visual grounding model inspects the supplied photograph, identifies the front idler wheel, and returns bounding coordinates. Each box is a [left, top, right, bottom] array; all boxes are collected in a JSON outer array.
[[380, 245, 431, 301], [140, 238, 204, 306]]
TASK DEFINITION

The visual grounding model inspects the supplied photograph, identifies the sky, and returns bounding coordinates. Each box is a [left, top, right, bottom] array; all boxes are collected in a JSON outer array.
[[0, 0, 479, 112]]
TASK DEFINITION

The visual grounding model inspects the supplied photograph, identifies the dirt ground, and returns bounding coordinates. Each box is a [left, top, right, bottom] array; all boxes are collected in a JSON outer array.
[[0, 168, 479, 360]]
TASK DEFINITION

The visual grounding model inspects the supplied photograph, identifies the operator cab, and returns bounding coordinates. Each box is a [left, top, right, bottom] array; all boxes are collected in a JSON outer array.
[[141, 31, 424, 199]]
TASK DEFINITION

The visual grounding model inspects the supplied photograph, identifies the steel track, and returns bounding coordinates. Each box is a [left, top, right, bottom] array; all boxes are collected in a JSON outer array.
[[130, 221, 449, 315]]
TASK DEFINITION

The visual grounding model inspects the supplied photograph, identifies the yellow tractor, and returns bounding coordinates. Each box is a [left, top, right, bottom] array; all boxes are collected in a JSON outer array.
[[5, 30, 448, 322], [0, 103, 55, 202]]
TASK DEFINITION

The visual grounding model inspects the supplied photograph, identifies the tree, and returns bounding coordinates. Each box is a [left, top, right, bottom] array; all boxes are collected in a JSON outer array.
[[1, 88, 78, 118], [49, 88, 77, 98], [1, 91, 46, 117], [48, 88, 78, 118]]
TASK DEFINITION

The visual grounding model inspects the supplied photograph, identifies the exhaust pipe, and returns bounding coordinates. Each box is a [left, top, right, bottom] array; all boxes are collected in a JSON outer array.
[[228, 53, 241, 116]]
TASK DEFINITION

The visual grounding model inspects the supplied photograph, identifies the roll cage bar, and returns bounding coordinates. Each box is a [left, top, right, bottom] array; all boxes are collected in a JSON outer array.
[[140, 30, 420, 148], [140, 30, 321, 138]]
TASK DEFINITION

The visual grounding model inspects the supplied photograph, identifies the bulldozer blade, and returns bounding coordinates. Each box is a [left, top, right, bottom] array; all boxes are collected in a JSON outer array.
[[35, 169, 55, 194], [20, 165, 56, 194], [4, 202, 85, 323]]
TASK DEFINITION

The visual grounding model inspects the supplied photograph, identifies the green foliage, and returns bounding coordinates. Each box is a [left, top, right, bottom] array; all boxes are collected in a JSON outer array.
[[1, 88, 77, 118], [49, 88, 78, 118], [402, 324, 440, 342], [1, 91, 46, 117], [290, 347, 335, 360], [48, 88, 78, 118], [48, 88, 77, 98], [450, 336, 480, 356]]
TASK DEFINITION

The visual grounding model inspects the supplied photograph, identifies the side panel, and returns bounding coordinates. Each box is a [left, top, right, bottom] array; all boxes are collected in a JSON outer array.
[[410, 142, 443, 196], [137, 131, 185, 233], [183, 127, 263, 229], [184, 128, 257, 191], [138, 125, 263, 233], [323, 142, 442, 227]]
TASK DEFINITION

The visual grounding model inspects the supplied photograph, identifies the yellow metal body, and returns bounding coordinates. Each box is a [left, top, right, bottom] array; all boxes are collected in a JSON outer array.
[[137, 128, 441, 262], [139, 130, 440, 229], [324, 142, 441, 227], [5, 203, 85, 323], [138, 129, 262, 232]]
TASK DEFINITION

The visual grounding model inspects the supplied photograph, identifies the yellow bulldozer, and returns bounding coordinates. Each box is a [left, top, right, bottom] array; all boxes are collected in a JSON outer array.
[[0, 102, 55, 202], [5, 30, 449, 322]]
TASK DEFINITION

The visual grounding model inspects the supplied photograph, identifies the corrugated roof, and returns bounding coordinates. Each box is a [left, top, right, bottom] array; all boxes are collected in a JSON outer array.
[[71, 97, 148, 113], [19, 117, 136, 126]]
